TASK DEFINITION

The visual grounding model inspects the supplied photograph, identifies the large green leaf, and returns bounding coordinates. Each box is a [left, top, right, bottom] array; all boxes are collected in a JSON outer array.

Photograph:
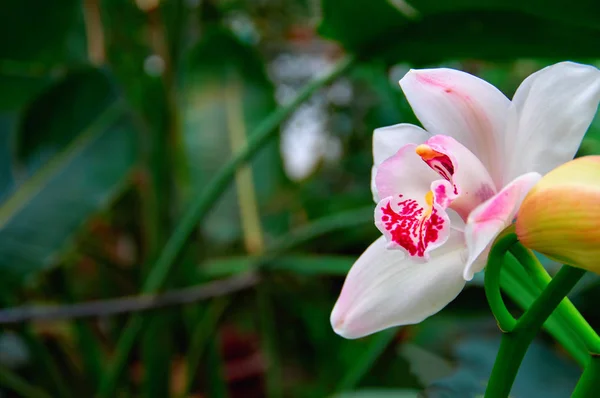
[[0, 69, 137, 293], [16, 68, 118, 169], [180, 27, 286, 244], [318, 0, 600, 63], [0, 69, 56, 113], [0, 115, 16, 201]]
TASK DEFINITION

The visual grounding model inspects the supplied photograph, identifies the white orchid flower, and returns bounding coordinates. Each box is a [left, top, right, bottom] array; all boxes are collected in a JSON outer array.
[[331, 62, 600, 339]]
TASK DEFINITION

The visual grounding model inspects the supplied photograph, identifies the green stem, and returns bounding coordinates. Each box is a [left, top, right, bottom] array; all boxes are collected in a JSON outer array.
[[484, 226, 518, 332], [487, 229, 600, 367], [572, 355, 600, 397], [96, 54, 356, 398], [560, 301, 600, 355], [509, 243, 550, 289], [484, 265, 586, 398], [509, 243, 600, 355], [501, 259, 589, 368]]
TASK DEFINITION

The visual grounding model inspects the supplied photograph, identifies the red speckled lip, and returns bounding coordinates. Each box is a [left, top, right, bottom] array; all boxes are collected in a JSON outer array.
[[378, 194, 446, 258]]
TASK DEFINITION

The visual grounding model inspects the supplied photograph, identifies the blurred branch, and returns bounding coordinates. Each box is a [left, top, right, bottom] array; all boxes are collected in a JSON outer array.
[[0, 273, 257, 324], [0, 204, 372, 325], [0, 293, 73, 398], [97, 54, 356, 398]]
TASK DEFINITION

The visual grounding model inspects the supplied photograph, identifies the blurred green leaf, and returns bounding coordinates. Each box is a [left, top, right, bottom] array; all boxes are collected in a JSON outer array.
[[0, 65, 57, 112], [258, 284, 283, 398], [201, 255, 354, 277], [335, 328, 398, 393], [142, 314, 173, 398], [0, 101, 137, 293], [199, 205, 373, 278], [0, 115, 16, 200], [101, 0, 173, 248], [332, 390, 419, 398], [578, 112, 600, 156], [180, 27, 286, 244], [403, 0, 599, 28], [16, 67, 117, 169], [206, 334, 229, 398], [0, 332, 29, 369], [101, 0, 171, 138], [351, 62, 414, 129], [183, 299, 230, 397], [319, 0, 600, 63], [0, 0, 85, 111], [100, 5, 176, 396], [398, 343, 454, 386], [0, 0, 85, 63], [0, 365, 53, 398], [424, 336, 580, 398]]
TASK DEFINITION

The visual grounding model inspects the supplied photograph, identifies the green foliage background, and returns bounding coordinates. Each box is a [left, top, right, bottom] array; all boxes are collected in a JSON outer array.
[[1, 0, 599, 397]]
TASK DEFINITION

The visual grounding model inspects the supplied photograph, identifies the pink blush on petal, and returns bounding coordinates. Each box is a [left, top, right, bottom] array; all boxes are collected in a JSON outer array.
[[469, 190, 514, 223]]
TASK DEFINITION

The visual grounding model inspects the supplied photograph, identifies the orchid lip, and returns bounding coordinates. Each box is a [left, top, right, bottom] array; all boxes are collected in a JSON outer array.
[[376, 191, 449, 259]]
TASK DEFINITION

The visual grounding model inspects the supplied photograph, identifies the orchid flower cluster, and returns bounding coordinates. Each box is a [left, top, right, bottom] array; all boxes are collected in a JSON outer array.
[[331, 62, 600, 339]]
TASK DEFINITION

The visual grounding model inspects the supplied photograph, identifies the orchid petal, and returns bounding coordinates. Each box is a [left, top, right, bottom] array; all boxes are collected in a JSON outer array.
[[371, 124, 430, 202], [400, 68, 510, 187], [330, 232, 467, 339], [448, 209, 465, 232], [373, 123, 430, 166], [503, 62, 600, 183], [371, 167, 380, 203], [463, 172, 542, 280], [375, 144, 451, 258]]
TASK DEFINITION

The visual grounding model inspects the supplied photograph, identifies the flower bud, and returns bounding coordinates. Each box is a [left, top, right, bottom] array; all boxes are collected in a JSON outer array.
[[516, 156, 600, 273]]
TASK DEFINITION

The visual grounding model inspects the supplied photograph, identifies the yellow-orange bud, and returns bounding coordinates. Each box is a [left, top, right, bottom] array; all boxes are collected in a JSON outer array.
[[516, 156, 600, 273]]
